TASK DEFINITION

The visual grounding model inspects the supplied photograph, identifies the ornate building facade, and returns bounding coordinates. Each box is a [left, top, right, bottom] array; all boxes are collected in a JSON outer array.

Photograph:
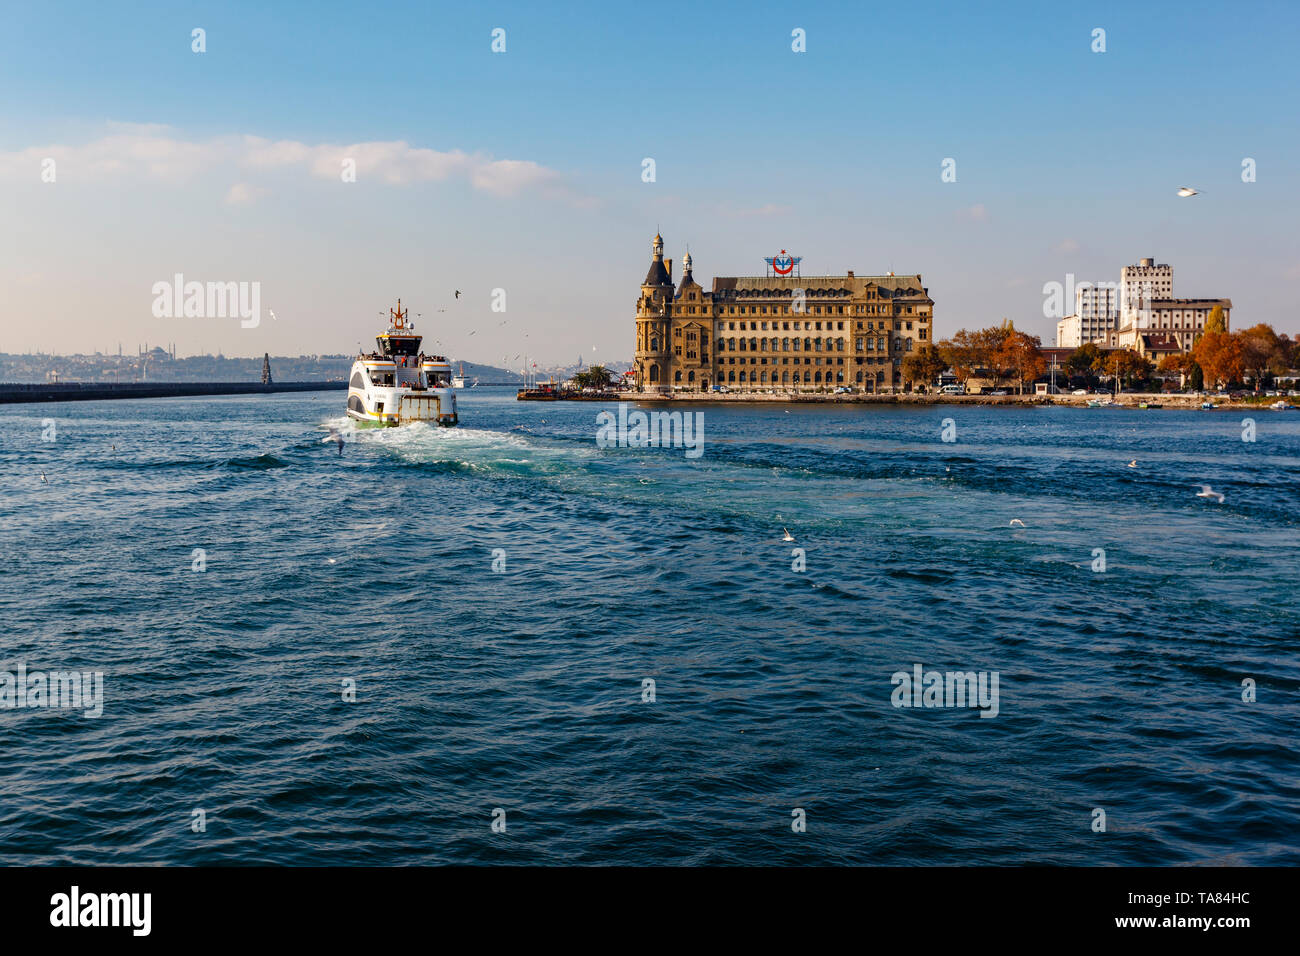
[[634, 234, 934, 394]]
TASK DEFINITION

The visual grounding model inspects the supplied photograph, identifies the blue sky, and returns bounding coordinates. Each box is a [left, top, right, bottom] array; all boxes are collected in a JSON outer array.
[[2, 0, 1298, 363]]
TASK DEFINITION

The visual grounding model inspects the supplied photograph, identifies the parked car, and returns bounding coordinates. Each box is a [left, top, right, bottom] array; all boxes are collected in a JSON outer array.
[[988, 390, 1008, 396], [940, 384, 965, 395], [833, 386, 849, 394], [1071, 388, 1088, 395]]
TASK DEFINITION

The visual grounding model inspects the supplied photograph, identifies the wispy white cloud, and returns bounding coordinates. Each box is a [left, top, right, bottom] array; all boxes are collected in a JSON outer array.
[[0, 123, 571, 199], [1054, 238, 1081, 253]]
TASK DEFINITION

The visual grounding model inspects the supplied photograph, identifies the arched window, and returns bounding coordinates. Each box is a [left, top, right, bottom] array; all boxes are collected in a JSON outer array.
[[782, 337, 790, 351], [814, 371, 822, 383], [649, 365, 659, 383], [349, 371, 365, 389], [739, 370, 747, 383], [674, 370, 682, 382], [760, 370, 768, 383], [687, 370, 695, 382], [728, 370, 736, 382], [650, 337, 659, 351]]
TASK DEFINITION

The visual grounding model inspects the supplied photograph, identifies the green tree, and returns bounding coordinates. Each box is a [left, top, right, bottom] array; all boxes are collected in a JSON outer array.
[[1066, 343, 1101, 377], [1108, 349, 1151, 390], [901, 344, 947, 391], [572, 365, 612, 390], [1204, 304, 1227, 335]]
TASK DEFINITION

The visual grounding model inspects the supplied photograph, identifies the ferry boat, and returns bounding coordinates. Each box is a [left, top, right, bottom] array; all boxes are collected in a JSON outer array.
[[346, 299, 457, 426], [451, 362, 468, 389]]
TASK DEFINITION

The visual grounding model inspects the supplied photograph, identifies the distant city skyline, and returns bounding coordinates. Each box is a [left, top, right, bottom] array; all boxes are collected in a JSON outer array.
[[2, 0, 1298, 361]]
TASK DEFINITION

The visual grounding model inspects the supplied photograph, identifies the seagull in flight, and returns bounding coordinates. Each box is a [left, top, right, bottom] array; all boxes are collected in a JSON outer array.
[[40, 472, 48, 483], [269, 309, 278, 321], [454, 290, 462, 299], [322, 426, 344, 456], [1194, 484, 1225, 503], [781, 527, 795, 542], [1127, 460, 1137, 468], [1009, 518, 1026, 528], [1177, 186, 1199, 198]]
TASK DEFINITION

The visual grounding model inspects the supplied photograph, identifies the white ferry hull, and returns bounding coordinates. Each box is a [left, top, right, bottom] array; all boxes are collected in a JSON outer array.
[[348, 299, 458, 425]]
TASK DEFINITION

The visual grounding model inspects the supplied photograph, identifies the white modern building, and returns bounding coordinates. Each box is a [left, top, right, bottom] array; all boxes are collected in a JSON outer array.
[[1076, 282, 1120, 343], [1061, 257, 1231, 354], [1056, 314, 1080, 348], [1119, 258, 1173, 326]]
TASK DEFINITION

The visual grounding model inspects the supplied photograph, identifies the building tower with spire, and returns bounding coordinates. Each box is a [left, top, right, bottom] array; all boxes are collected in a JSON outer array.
[[634, 232, 676, 393]]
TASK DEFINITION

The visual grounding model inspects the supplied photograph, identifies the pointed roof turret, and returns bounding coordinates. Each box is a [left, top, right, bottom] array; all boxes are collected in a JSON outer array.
[[643, 232, 671, 287]]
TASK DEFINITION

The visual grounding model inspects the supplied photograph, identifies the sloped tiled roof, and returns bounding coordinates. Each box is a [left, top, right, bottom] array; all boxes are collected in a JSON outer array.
[[643, 259, 671, 287], [711, 274, 928, 299]]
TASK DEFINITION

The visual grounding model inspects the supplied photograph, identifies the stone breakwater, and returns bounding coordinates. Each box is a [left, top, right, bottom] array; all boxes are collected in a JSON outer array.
[[0, 381, 347, 405]]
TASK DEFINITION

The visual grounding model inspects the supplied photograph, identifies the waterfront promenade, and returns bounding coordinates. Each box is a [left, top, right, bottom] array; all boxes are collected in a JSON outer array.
[[617, 390, 1278, 409]]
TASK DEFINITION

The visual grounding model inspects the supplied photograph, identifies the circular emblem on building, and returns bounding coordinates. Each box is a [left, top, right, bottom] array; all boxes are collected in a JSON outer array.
[[764, 250, 802, 276]]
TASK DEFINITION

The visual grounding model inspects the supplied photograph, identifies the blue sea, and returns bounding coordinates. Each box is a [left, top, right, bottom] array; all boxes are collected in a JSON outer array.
[[2, 388, 1297, 865]]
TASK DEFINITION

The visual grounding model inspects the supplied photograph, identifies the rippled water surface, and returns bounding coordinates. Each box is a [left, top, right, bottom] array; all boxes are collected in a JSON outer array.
[[2, 389, 1297, 864]]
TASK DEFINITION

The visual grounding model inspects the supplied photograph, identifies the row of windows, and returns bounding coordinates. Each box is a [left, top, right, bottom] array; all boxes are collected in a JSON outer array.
[[722, 369, 848, 384], [699, 304, 928, 319], [724, 356, 846, 366], [654, 337, 916, 355], [724, 320, 846, 332], [720, 337, 846, 352], [661, 367, 894, 385]]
